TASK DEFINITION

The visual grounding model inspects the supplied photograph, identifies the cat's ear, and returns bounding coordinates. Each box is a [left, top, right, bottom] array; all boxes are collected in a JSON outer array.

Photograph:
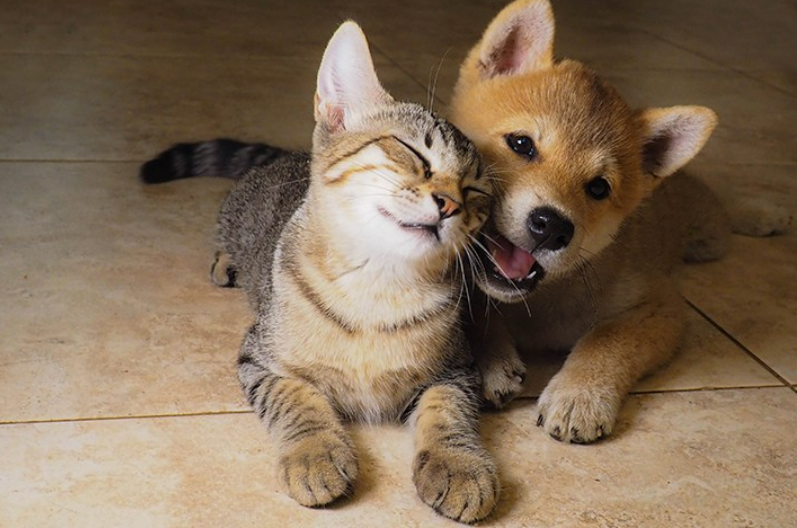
[[315, 21, 392, 132], [638, 106, 718, 178], [472, 0, 555, 80]]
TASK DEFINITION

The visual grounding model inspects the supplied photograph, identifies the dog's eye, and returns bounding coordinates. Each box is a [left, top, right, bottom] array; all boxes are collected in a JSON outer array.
[[505, 134, 537, 160], [586, 177, 611, 200]]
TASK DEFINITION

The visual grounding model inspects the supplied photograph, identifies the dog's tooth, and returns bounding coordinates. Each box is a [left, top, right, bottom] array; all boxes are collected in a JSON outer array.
[[526, 270, 537, 280]]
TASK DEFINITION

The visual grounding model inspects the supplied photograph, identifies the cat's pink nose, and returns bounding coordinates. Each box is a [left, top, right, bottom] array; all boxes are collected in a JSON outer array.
[[433, 192, 461, 220]]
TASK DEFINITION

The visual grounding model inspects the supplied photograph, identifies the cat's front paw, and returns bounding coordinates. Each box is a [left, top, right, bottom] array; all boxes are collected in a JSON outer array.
[[278, 432, 358, 507], [536, 373, 621, 444], [413, 446, 499, 524], [480, 351, 526, 409]]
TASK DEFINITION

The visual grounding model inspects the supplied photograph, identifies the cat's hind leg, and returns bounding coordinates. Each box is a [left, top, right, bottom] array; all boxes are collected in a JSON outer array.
[[409, 370, 499, 523], [238, 325, 357, 507], [210, 250, 238, 287]]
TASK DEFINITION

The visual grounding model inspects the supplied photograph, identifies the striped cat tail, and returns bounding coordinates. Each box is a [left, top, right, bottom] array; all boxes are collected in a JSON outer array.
[[140, 138, 286, 183]]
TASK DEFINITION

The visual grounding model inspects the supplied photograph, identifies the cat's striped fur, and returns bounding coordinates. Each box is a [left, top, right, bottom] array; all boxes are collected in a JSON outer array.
[[141, 138, 282, 184], [142, 22, 499, 524]]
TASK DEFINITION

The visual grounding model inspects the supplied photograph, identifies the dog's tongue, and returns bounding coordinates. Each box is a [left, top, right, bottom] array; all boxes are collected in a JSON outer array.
[[487, 234, 536, 280]]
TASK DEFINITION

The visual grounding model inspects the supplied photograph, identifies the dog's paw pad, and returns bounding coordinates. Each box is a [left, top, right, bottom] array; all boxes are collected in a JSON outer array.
[[481, 355, 527, 409], [210, 251, 237, 288], [537, 375, 619, 444], [731, 202, 793, 237]]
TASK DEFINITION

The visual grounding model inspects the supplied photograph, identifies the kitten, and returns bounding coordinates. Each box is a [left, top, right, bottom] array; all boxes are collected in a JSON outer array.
[[142, 22, 498, 524]]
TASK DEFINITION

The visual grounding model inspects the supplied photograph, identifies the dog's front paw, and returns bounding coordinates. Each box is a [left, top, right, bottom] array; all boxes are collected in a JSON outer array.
[[480, 350, 526, 409], [413, 446, 499, 524], [278, 432, 358, 507], [536, 374, 621, 444], [730, 200, 792, 237], [210, 250, 237, 287]]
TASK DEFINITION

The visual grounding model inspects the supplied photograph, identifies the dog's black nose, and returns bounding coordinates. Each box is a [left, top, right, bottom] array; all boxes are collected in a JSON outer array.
[[528, 207, 574, 251]]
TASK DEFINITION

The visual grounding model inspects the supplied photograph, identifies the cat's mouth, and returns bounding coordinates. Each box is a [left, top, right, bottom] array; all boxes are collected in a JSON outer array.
[[378, 207, 440, 241], [476, 230, 545, 298]]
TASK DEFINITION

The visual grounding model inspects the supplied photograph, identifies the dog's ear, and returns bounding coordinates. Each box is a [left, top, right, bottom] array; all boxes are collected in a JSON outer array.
[[472, 0, 555, 79], [315, 21, 393, 132], [638, 106, 718, 178]]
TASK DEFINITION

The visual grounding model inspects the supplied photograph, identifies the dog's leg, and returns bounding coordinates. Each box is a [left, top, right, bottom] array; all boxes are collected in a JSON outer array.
[[210, 250, 238, 287], [469, 312, 527, 408], [727, 199, 792, 237], [536, 286, 685, 444]]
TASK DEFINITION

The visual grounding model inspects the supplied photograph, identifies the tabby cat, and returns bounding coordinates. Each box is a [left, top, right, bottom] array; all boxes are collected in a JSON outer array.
[[142, 22, 498, 524]]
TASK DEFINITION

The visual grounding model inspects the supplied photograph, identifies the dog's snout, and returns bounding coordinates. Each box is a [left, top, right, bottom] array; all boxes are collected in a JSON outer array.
[[528, 207, 574, 251]]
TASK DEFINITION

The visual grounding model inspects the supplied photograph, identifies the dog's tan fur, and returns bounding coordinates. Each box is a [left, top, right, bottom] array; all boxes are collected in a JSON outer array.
[[451, 0, 729, 443]]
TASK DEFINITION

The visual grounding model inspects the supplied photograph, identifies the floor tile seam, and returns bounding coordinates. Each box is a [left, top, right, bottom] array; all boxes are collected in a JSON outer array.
[[586, 65, 725, 72], [514, 384, 788, 402], [0, 159, 146, 164], [3, 390, 794, 427], [637, 28, 797, 99], [684, 298, 793, 386], [629, 385, 787, 395], [0, 50, 326, 61], [0, 409, 252, 427], [695, 161, 797, 167]]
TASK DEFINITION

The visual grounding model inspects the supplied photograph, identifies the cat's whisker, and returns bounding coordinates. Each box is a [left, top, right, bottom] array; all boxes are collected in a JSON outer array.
[[466, 235, 500, 271], [480, 172, 511, 183], [427, 48, 451, 114], [257, 177, 311, 192], [343, 193, 396, 202], [451, 245, 465, 315], [451, 240, 473, 320], [462, 245, 484, 299], [465, 244, 487, 284], [466, 233, 531, 316], [478, 232, 502, 248], [463, 235, 490, 289], [346, 159, 403, 189]]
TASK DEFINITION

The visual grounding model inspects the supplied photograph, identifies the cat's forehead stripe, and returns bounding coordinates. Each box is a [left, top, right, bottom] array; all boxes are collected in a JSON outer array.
[[328, 135, 394, 169], [325, 143, 401, 184]]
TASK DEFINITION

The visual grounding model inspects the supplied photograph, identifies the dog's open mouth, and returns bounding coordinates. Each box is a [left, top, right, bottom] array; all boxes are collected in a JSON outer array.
[[478, 231, 545, 294]]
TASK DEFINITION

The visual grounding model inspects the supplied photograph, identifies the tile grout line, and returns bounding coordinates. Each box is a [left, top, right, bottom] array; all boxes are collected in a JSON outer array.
[[513, 384, 789, 402], [0, 159, 147, 164], [628, 385, 786, 396], [639, 28, 797, 99], [685, 299, 797, 394], [0, 50, 328, 61], [7, 383, 791, 427], [0, 409, 252, 427]]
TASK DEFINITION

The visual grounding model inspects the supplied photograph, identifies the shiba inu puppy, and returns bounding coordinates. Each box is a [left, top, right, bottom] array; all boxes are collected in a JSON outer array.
[[451, 0, 734, 444]]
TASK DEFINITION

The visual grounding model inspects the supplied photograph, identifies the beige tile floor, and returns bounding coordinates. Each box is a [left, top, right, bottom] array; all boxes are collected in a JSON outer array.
[[1, 0, 795, 526]]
